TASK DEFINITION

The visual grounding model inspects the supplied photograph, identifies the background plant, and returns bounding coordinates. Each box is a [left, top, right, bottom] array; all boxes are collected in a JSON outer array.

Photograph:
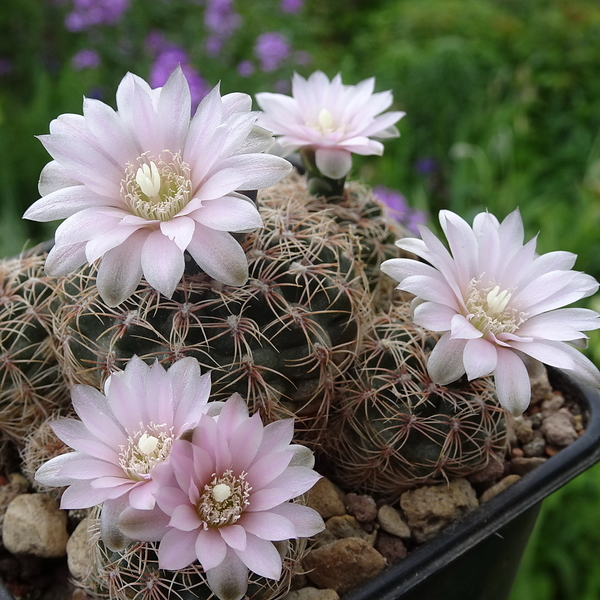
[[2, 0, 600, 598]]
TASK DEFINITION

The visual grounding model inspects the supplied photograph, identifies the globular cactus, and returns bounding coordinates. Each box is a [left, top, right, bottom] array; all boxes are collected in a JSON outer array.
[[50, 176, 372, 444], [77, 508, 306, 600], [326, 302, 507, 499], [0, 247, 70, 446]]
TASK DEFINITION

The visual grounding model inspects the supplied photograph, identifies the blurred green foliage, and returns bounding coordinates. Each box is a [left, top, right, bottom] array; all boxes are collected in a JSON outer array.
[[2, 1, 600, 598]]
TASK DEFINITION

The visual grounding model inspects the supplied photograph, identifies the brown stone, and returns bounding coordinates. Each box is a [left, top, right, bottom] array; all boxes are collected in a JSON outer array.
[[302, 537, 386, 595], [400, 478, 478, 543], [541, 408, 578, 447], [345, 493, 377, 523], [374, 531, 407, 563], [305, 478, 346, 520], [510, 457, 547, 476], [326, 515, 376, 544], [480, 474, 521, 503]]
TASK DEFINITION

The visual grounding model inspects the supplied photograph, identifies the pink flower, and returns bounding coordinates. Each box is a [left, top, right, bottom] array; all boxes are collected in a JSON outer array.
[[381, 209, 600, 415], [118, 394, 324, 600], [255, 71, 405, 179], [24, 67, 291, 306], [35, 356, 215, 516]]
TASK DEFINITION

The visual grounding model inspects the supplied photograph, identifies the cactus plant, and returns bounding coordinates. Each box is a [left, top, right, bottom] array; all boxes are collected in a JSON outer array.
[[326, 302, 507, 499], [0, 247, 70, 446], [49, 175, 377, 444]]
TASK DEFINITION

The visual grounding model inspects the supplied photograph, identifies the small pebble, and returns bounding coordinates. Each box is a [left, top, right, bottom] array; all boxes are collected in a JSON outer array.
[[522, 432, 546, 457], [510, 457, 547, 476], [374, 531, 407, 563], [284, 587, 340, 600], [306, 478, 346, 519], [480, 475, 521, 503], [302, 537, 386, 595], [541, 408, 578, 447], [325, 515, 376, 544], [377, 505, 411, 540], [345, 493, 377, 523]]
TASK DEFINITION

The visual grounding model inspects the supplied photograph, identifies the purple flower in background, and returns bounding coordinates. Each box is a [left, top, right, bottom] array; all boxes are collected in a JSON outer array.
[[294, 50, 312, 66], [150, 47, 210, 111], [254, 32, 290, 73], [65, 0, 130, 32], [71, 49, 100, 71], [237, 60, 255, 77], [204, 0, 241, 55], [414, 156, 438, 175], [0, 58, 12, 76], [281, 0, 303, 13], [145, 30, 168, 54], [373, 186, 427, 236]]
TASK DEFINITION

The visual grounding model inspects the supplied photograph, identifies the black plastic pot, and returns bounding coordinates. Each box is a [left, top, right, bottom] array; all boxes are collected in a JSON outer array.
[[0, 368, 598, 600]]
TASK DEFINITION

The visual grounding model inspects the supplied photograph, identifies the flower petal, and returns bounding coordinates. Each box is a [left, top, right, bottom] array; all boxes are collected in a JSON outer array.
[[494, 347, 531, 416]]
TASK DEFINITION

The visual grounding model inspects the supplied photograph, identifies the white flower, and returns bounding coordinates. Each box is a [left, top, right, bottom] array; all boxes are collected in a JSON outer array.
[[381, 209, 600, 415], [255, 71, 404, 179], [24, 67, 291, 306]]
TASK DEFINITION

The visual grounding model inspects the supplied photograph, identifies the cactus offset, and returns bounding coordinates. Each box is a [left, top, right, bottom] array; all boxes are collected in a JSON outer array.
[[326, 302, 507, 499]]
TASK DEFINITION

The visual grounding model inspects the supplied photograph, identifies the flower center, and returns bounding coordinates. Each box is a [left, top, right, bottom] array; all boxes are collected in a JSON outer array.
[[308, 108, 341, 136], [465, 279, 525, 338], [197, 469, 251, 529], [119, 422, 175, 481], [121, 151, 193, 221]]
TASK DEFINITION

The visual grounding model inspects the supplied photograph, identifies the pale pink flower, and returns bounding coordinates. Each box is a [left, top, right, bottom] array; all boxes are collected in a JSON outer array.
[[24, 67, 291, 306], [255, 71, 405, 179], [381, 209, 600, 415], [35, 356, 215, 519], [118, 394, 324, 600]]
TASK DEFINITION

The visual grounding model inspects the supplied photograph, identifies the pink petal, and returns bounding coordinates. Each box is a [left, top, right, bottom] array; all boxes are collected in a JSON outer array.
[[170, 363, 212, 432], [127, 482, 157, 510], [494, 347, 531, 416], [268, 502, 325, 537], [314, 147, 352, 179], [44, 242, 87, 276], [82, 97, 140, 167], [246, 451, 293, 490], [24, 185, 116, 222], [219, 524, 247, 551], [426, 332, 467, 385], [215, 153, 292, 190], [51, 418, 119, 463], [141, 229, 185, 298], [70, 385, 124, 442], [205, 548, 249, 600], [227, 413, 264, 472], [463, 338, 498, 380], [255, 419, 294, 459], [238, 510, 296, 541], [118, 505, 171, 541], [159, 216, 196, 251], [412, 301, 456, 332], [195, 527, 228, 570], [157, 66, 192, 152], [233, 534, 282, 580], [248, 467, 321, 511], [169, 503, 203, 531], [186, 226, 248, 286], [59, 481, 117, 509], [449, 314, 483, 340], [192, 196, 262, 232], [37, 160, 81, 196], [37, 133, 122, 198], [158, 528, 199, 570], [96, 229, 146, 307]]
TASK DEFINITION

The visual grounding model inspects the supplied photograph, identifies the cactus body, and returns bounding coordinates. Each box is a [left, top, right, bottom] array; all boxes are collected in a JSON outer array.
[[51, 177, 375, 443], [327, 303, 507, 499], [0, 249, 69, 445]]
